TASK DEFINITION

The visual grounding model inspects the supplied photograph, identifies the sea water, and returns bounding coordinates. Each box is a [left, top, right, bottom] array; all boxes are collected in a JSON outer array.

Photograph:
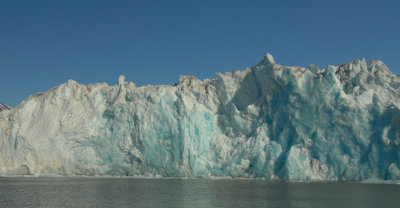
[[0, 177, 400, 208]]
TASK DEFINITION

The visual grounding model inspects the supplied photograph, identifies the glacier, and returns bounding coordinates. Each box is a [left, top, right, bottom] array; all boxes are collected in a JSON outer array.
[[1, 53, 400, 181]]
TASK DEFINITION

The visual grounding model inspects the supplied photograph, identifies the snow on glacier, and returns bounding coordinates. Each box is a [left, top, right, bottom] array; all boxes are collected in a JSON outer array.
[[1, 53, 400, 181]]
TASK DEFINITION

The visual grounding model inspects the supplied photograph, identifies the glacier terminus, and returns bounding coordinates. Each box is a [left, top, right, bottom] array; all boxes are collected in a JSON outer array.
[[1, 53, 400, 181]]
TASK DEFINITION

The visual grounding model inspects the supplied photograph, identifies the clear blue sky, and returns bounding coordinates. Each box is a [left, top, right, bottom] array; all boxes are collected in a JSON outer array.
[[1, 0, 399, 107]]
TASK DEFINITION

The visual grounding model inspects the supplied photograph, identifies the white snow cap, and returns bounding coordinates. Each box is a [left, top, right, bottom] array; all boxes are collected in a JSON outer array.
[[260, 53, 275, 65], [118, 75, 125, 85]]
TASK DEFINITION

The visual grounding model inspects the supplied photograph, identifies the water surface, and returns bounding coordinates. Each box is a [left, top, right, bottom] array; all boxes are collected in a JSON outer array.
[[1, 177, 399, 208]]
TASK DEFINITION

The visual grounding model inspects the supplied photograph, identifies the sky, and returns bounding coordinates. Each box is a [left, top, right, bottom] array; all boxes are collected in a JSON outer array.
[[1, 0, 399, 107]]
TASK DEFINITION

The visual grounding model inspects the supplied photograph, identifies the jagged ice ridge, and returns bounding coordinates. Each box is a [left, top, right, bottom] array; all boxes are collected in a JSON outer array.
[[1, 53, 400, 181], [0, 102, 10, 112]]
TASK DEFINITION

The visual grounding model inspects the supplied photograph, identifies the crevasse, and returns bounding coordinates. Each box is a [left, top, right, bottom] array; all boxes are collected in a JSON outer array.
[[1, 53, 400, 180]]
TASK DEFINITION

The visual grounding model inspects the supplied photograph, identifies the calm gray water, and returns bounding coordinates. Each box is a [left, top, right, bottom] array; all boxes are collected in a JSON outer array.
[[1, 178, 400, 208]]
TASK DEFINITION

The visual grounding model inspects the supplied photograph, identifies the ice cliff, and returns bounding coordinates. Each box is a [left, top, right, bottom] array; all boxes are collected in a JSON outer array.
[[1, 53, 400, 181]]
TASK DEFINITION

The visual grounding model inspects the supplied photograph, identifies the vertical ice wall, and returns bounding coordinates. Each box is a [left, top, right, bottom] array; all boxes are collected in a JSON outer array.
[[0, 54, 400, 180]]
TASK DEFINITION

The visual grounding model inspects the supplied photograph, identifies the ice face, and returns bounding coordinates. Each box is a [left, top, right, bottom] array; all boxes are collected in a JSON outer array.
[[1, 54, 400, 180]]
